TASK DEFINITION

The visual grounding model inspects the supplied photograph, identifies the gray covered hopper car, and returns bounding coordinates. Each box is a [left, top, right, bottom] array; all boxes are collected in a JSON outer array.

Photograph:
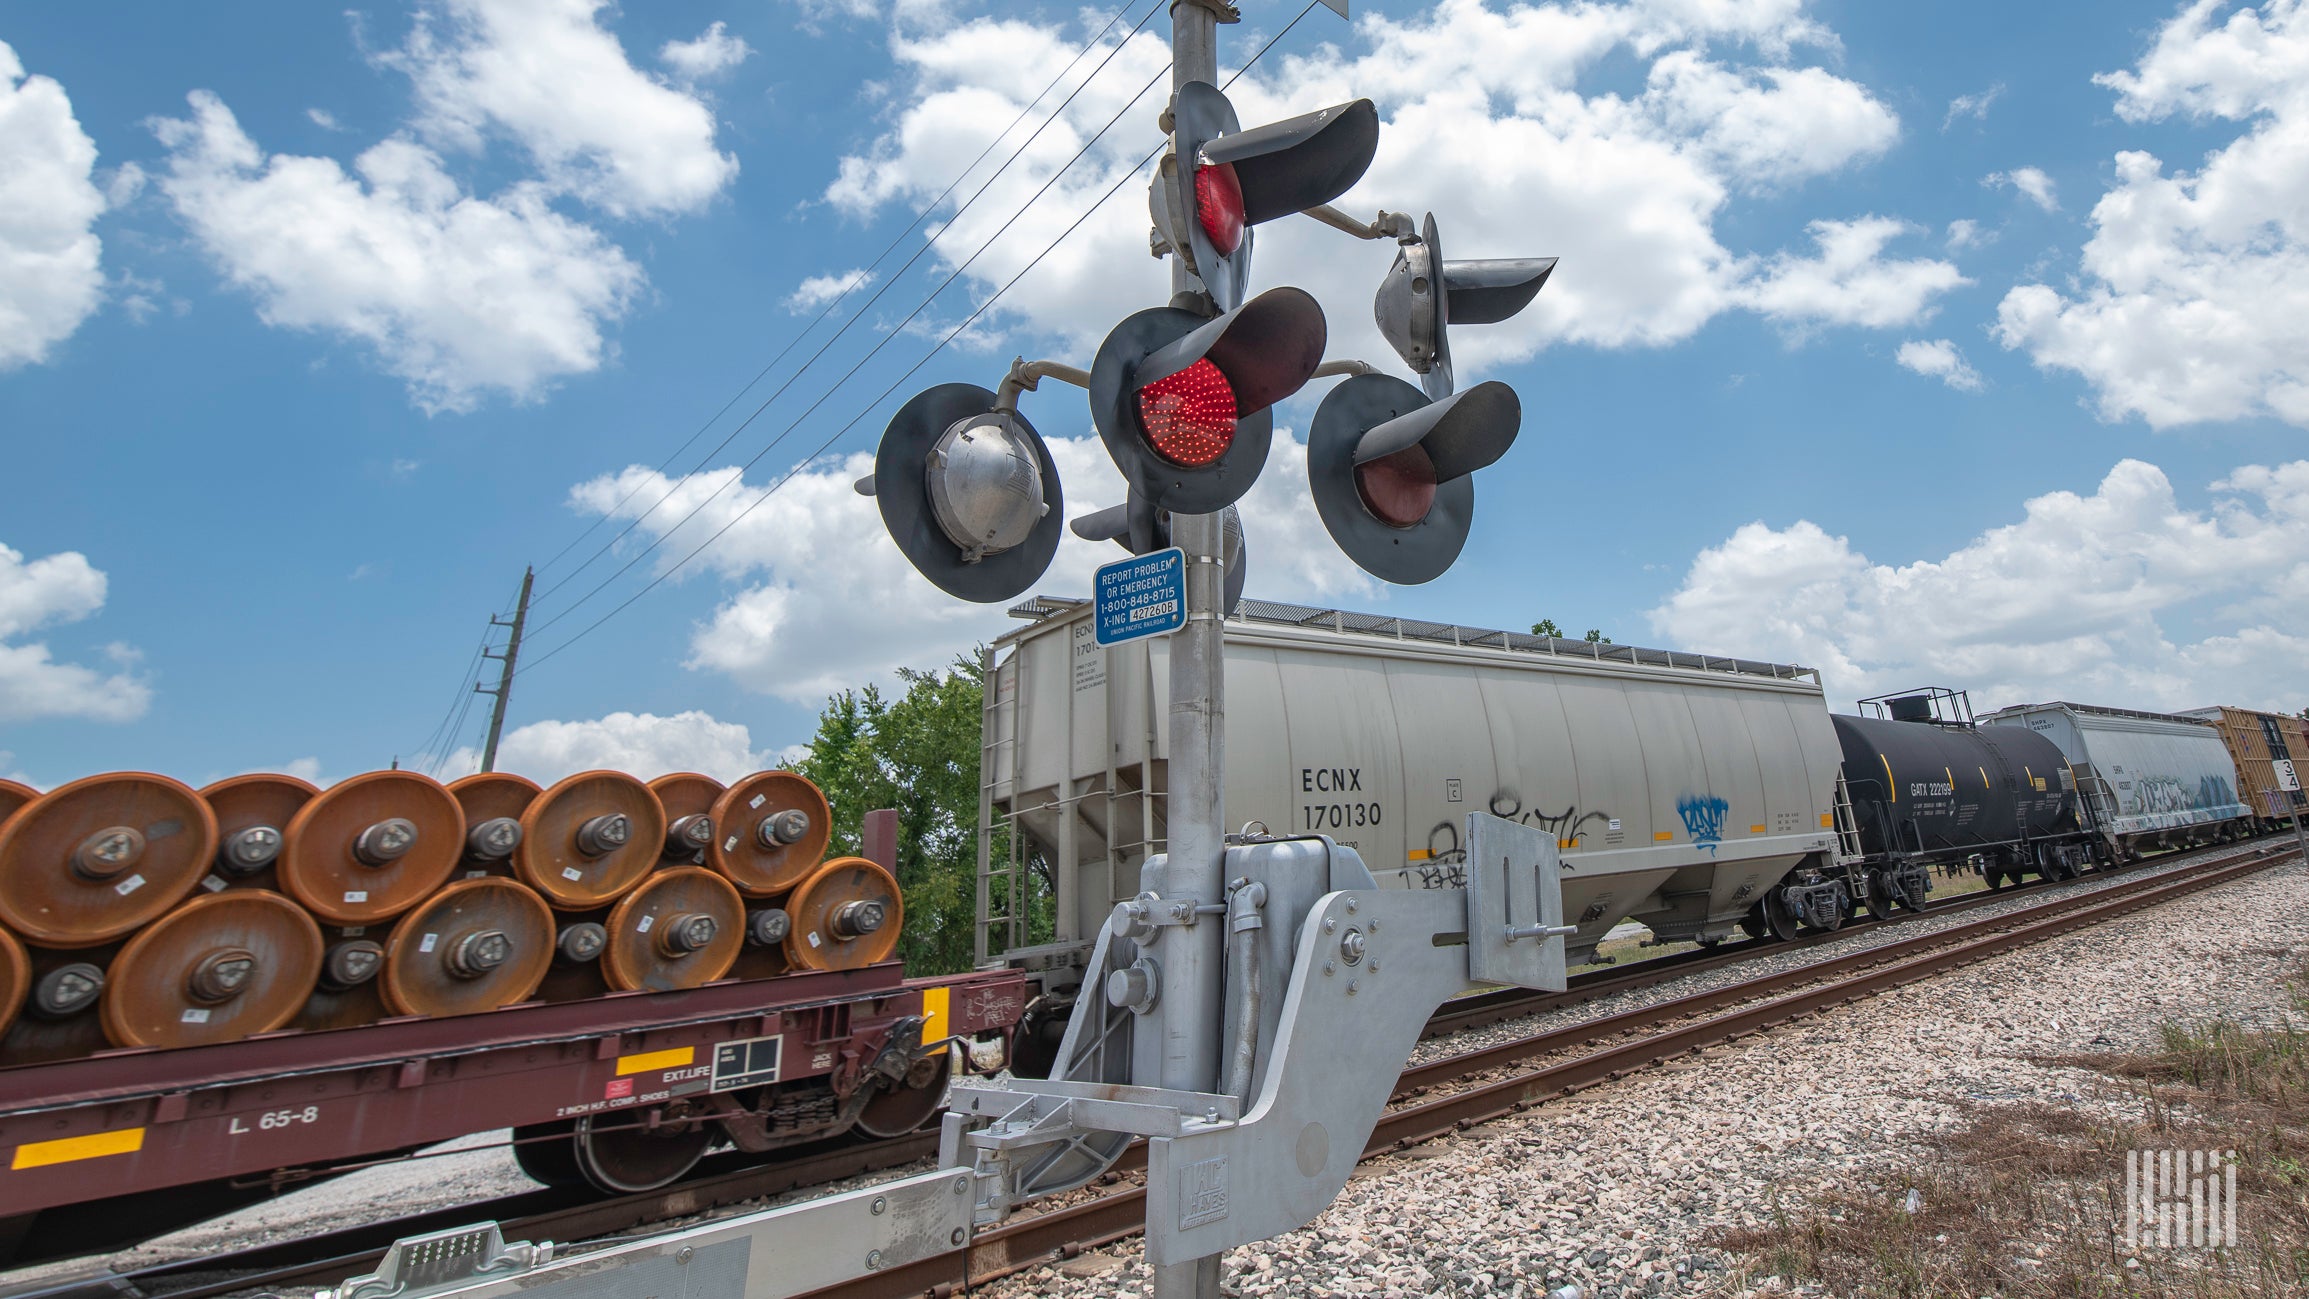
[[979, 598, 1843, 1000], [1975, 701, 2250, 855]]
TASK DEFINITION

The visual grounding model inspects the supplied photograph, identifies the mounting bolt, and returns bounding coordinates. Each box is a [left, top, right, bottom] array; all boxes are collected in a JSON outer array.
[[1322, 960, 1335, 977], [871, 1196, 888, 1216], [677, 1247, 694, 1265], [1339, 928, 1366, 965], [866, 1249, 884, 1270], [1323, 916, 1338, 933], [1343, 895, 1359, 914], [951, 1227, 968, 1245], [1347, 979, 1360, 996]]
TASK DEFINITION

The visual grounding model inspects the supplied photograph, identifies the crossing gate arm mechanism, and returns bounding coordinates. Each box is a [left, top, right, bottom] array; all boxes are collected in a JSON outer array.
[[310, 817, 1567, 1299]]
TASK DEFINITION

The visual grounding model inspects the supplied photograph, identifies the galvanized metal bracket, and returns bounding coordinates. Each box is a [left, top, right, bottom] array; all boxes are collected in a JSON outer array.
[[1466, 813, 1572, 990]]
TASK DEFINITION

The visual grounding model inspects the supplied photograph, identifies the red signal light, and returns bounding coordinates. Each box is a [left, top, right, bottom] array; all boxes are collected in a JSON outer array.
[[1195, 161, 1245, 257], [1354, 445, 1437, 528], [1137, 359, 1237, 468]]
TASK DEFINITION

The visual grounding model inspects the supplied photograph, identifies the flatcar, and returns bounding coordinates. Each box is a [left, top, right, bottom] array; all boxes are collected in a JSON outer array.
[[0, 767, 1024, 1267]]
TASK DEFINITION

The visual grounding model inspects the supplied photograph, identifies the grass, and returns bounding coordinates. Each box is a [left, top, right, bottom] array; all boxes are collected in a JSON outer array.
[[1711, 964, 2309, 1297]]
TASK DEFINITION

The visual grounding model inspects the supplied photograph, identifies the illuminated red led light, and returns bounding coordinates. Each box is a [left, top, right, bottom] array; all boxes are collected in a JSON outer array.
[[1195, 162, 1245, 257], [1136, 359, 1238, 468], [1354, 446, 1437, 527]]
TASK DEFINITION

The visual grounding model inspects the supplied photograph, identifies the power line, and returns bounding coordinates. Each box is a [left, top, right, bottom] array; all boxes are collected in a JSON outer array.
[[516, 54, 1177, 647], [410, 614, 499, 767], [524, 0, 1167, 612], [514, 2, 1323, 678]]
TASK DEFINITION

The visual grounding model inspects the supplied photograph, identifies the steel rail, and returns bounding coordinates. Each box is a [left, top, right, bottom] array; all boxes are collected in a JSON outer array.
[[35, 842, 2275, 1299]]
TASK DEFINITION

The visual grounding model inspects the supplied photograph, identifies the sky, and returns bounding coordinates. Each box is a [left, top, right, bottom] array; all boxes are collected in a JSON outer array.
[[2, 0, 2307, 790]]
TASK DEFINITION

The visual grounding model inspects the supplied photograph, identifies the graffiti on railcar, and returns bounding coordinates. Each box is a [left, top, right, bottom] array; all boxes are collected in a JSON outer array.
[[1677, 794, 1729, 854]]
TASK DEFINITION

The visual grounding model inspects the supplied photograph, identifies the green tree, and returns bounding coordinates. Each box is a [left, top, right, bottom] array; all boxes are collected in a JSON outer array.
[[793, 654, 1013, 976], [1531, 618, 1564, 637], [1584, 628, 1611, 644]]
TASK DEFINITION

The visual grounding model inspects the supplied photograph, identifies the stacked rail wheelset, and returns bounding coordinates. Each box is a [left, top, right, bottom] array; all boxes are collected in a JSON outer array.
[[0, 766, 905, 1063]]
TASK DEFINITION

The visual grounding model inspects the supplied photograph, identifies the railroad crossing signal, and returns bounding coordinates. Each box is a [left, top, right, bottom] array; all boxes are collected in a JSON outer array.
[[1088, 285, 1325, 517], [860, 383, 1063, 603], [1307, 374, 1521, 584], [1154, 82, 1379, 313], [1374, 213, 1557, 400]]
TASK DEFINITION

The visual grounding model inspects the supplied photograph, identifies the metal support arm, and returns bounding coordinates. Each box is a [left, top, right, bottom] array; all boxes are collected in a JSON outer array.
[[1302, 204, 1417, 242], [994, 357, 1093, 412]]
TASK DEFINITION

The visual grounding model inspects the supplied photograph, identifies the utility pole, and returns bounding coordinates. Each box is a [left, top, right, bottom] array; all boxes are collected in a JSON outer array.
[[476, 567, 534, 774]]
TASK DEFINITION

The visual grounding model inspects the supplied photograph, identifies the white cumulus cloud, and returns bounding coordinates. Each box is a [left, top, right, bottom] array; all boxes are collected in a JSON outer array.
[[661, 21, 753, 81], [0, 40, 107, 369], [1943, 83, 2003, 129], [0, 541, 151, 723], [153, 92, 645, 413], [1995, 0, 2309, 429], [816, 0, 1917, 384], [788, 268, 875, 313], [1895, 337, 1983, 391], [1649, 458, 2309, 714], [385, 0, 738, 218], [1738, 217, 1969, 336], [563, 423, 1371, 704], [1985, 165, 2059, 212], [435, 709, 771, 784]]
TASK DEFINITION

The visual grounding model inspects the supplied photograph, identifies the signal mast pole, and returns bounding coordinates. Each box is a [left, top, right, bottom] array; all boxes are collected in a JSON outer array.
[[476, 567, 534, 774], [1147, 6, 1230, 1299]]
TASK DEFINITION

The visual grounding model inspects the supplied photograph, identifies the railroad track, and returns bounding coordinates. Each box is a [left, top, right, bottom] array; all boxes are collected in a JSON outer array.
[[815, 838, 2298, 1299], [15, 839, 2281, 1299]]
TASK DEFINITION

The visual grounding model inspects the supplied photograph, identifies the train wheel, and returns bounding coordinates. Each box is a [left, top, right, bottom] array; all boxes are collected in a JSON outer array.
[[1738, 905, 1769, 941], [512, 1119, 585, 1188], [601, 867, 744, 992], [280, 771, 464, 925], [572, 1110, 712, 1194], [649, 773, 725, 866], [1861, 872, 1900, 922], [99, 891, 323, 1048], [0, 929, 27, 1040], [708, 772, 831, 897], [200, 774, 320, 893], [0, 779, 37, 828], [378, 878, 554, 1017], [1760, 890, 1800, 942], [515, 771, 665, 909], [448, 773, 541, 875], [0, 773, 216, 947], [856, 1054, 952, 1139], [783, 857, 904, 972]]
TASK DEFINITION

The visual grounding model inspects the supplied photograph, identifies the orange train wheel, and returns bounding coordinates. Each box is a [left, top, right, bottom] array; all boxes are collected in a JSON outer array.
[[99, 890, 323, 1049], [0, 772, 216, 947], [514, 771, 665, 908], [199, 773, 320, 894], [728, 905, 792, 980], [0, 779, 36, 829], [782, 857, 902, 972], [448, 773, 541, 875], [0, 928, 27, 1039], [708, 771, 831, 898], [602, 867, 743, 992], [648, 773, 724, 865], [279, 771, 463, 925], [379, 878, 554, 1018]]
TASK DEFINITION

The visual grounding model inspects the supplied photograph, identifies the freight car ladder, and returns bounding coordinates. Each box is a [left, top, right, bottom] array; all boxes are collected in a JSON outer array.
[[1830, 771, 1866, 864], [976, 646, 1025, 966]]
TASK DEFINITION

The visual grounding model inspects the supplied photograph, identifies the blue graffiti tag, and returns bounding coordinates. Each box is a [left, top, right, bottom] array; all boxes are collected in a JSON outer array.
[[1677, 795, 1729, 855]]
